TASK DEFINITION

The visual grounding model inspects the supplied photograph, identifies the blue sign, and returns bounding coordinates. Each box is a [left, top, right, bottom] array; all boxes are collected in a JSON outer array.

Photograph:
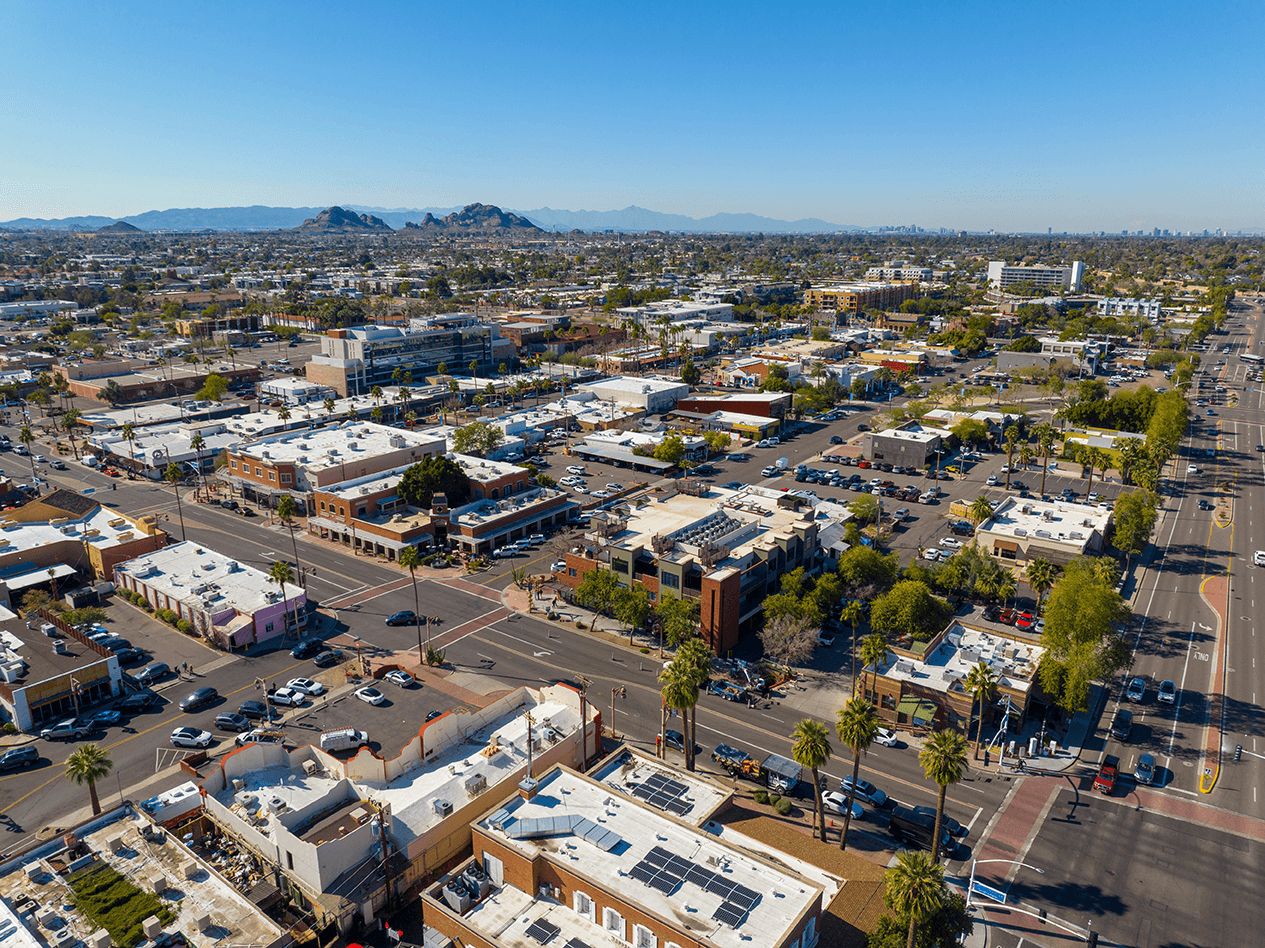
[[971, 880, 1007, 904]]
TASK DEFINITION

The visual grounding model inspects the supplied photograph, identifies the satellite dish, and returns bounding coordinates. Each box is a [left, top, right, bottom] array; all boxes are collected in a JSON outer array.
[[152, 450, 164, 460]]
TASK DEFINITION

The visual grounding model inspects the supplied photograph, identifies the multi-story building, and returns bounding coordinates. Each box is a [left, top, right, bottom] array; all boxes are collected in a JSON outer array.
[[222, 422, 444, 512], [574, 376, 690, 414], [862, 424, 944, 468], [557, 484, 841, 653], [426, 761, 824, 948], [305, 316, 516, 396], [614, 299, 734, 328], [864, 266, 933, 281], [802, 282, 922, 314], [986, 260, 1085, 292], [114, 540, 306, 650], [1096, 297, 1162, 322]]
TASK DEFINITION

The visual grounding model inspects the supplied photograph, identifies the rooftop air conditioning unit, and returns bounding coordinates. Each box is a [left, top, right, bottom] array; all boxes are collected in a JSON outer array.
[[464, 774, 487, 795], [433, 799, 453, 817]]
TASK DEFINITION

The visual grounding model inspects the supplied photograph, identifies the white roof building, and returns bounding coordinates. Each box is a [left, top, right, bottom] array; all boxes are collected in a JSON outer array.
[[575, 376, 689, 412], [975, 496, 1112, 564]]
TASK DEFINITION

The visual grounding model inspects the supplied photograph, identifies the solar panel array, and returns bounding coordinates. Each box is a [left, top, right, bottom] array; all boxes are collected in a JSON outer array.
[[504, 813, 623, 852], [564, 940, 594, 948], [525, 917, 560, 943], [627, 845, 761, 929], [629, 772, 694, 817]]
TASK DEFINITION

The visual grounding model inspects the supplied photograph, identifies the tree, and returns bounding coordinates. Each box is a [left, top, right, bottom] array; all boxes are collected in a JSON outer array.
[[967, 495, 994, 525], [1003, 424, 1020, 489], [850, 492, 880, 525], [841, 600, 866, 687], [868, 892, 972, 948], [883, 851, 948, 948], [790, 719, 832, 841], [962, 662, 998, 761], [399, 546, 428, 657], [670, 638, 712, 768], [165, 461, 187, 541], [1113, 489, 1160, 567], [835, 696, 878, 850], [1034, 422, 1057, 495], [451, 421, 504, 457], [656, 594, 699, 647], [65, 744, 113, 816], [870, 580, 949, 642], [950, 418, 989, 449], [859, 632, 889, 699], [120, 422, 137, 475], [397, 455, 471, 508], [1039, 558, 1131, 713], [101, 379, 126, 406], [268, 560, 297, 641], [1025, 558, 1057, 607], [59, 409, 81, 459], [660, 664, 700, 771], [197, 372, 229, 402], [838, 545, 900, 594], [188, 432, 207, 499], [919, 729, 969, 865], [653, 434, 686, 466], [681, 359, 701, 386], [576, 568, 621, 619], [614, 584, 652, 645], [759, 613, 818, 666], [276, 495, 303, 575], [703, 430, 730, 456]]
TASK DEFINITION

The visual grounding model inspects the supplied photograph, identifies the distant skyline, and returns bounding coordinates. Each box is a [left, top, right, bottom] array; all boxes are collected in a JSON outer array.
[[3, 0, 1262, 232]]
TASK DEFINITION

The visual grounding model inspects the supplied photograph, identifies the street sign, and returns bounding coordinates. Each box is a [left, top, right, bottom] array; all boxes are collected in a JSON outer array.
[[971, 880, 1007, 904]]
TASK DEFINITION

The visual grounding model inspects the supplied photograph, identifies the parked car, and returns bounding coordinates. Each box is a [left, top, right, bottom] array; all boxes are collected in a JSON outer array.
[[84, 709, 121, 727], [267, 687, 304, 707], [312, 649, 343, 667], [113, 647, 146, 665], [287, 677, 325, 695], [1015, 613, 1036, 630], [1110, 708, 1133, 741], [135, 661, 170, 685], [874, 727, 899, 748], [214, 712, 252, 732], [118, 690, 159, 713], [179, 687, 219, 712], [235, 729, 286, 748], [1134, 753, 1156, 785], [0, 746, 38, 771], [355, 686, 386, 705], [41, 718, 92, 741], [839, 775, 887, 807], [938, 537, 963, 550], [170, 727, 213, 749], [238, 700, 272, 720], [913, 804, 966, 837], [821, 790, 864, 820], [384, 670, 415, 687]]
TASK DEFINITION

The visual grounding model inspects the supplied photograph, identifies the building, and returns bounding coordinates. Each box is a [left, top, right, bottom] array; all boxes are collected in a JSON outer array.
[[853, 348, 928, 374], [258, 377, 336, 406], [614, 299, 734, 328], [802, 282, 922, 315], [1097, 297, 1162, 322], [974, 496, 1111, 566], [674, 392, 791, 419], [986, 261, 1085, 292], [199, 686, 597, 936], [861, 424, 944, 467], [114, 541, 306, 650], [751, 338, 849, 363], [0, 299, 77, 318], [863, 620, 1045, 736], [305, 317, 516, 397], [1040, 337, 1102, 373], [53, 360, 261, 403], [91, 419, 240, 478], [574, 376, 689, 414], [557, 484, 840, 653], [222, 422, 445, 511], [864, 266, 933, 281], [426, 761, 823, 948]]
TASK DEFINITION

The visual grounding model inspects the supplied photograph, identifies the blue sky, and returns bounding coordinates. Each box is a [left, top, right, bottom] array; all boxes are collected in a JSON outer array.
[[3, 0, 1262, 231]]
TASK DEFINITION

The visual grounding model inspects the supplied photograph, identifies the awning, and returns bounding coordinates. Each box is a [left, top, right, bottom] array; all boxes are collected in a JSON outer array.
[[571, 443, 674, 471], [896, 696, 939, 726], [0, 563, 76, 590]]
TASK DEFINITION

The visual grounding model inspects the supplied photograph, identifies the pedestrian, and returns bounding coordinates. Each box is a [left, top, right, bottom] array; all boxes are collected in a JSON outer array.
[[984, 749, 990, 767]]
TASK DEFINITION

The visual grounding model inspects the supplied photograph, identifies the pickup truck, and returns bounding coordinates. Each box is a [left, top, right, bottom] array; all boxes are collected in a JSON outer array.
[[1093, 754, 1120, 794], [707, 681, 746, 702]]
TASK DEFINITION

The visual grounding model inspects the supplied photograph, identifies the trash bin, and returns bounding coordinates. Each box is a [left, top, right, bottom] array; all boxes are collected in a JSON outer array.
[[1028, 737, 1039, 757]]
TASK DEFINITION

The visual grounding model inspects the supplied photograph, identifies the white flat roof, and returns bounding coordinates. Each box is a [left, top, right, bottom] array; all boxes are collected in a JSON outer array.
[[479, 767, 820, 948], [873, 622, 1043, 696], [590, 748, 729, 824], [235, 421, 443, 470], [873, 426, 941, 443], [114, 540, 296, 616], [577, 376, 689, 395], [978, 496, 1111, 549], [0, 505, 148, 557]]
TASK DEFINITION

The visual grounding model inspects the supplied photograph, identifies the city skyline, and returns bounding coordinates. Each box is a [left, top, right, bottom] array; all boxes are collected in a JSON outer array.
[[3, 0, 1263, 231]]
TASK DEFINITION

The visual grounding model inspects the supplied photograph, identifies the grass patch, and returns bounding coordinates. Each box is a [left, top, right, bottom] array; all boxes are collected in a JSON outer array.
[[69, 862, 175, 948]]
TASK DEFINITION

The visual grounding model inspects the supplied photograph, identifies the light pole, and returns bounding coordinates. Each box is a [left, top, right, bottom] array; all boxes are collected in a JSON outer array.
[[966, 857, 1043, 909], [610, 687, 625, 741]]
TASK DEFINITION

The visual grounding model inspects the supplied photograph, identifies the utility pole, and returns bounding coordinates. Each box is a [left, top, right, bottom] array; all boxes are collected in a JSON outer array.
[[576, 675, 591, 771], [375, 799, 394, 912], [610, 687, 625, 741]]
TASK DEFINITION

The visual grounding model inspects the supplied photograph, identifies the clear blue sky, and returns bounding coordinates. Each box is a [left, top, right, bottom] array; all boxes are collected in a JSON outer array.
[[4, 0, 1262, 231]]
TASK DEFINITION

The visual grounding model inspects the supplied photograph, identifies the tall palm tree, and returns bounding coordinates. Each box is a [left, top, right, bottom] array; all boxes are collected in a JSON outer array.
[[189, 432, 206, 500], [885, 850, 948, 948], [991, 570, 1017, 606], [962, 662, 998, 761], [659, 668, 700, 772], [790, 719, 832, 841], [967, 495, 994, 525], [1003, 424, 1020, 490], [835, 697, 878, 850], [164, 462, 187, 541], [1017, 445, 1034, 473], [18, 426, 37, 486], [276, 405, 291, 426], [268, 559, 297, 641], [60, 409, 81, 459], [840, 601, 865, 688], [65, 744, 113, 816], [371, 385, 384, 410], [276, 495, 302, 574], [919, 729, 969, 865], [674, 638, 712, 764], [323, 396, 336, 420], [1035, 423, 1057, 495], [399, 546, 426, 657], [121, 422, 137, 476], [1025, 558, 1057, 608], [859, 632, 889, 702]]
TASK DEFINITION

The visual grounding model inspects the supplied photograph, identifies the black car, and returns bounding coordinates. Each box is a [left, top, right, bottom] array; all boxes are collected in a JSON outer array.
[[135, 662, 170, 685], [113, 647, 146, 665], [238, 700, 271, 720], [214, 712, 251, 732], [179, 687, 219, 712], [0, 746, 37, 771], [913, 805, 967, 837], [313, 649, 343, 667], [830, 435, 844, 444], [290, 639, 323, 659], [386, 610, 422, 627], [118, 690, 159, 713], [219, 499, 239, 510]]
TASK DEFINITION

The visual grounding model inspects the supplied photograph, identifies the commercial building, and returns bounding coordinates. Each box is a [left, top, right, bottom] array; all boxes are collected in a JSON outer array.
[[864, 266, 933, 281], [1097, 297, 1162, 322], [258, 377, 336, 406], [614, 299, 734, 328], [751, 338, 849, 363], [91, 419, 240, 478], [863, 620, 1045, 735], [304, 317, 516, 397], [986, 260, 1085, 292], [557, 484, 839, 653], [426, 761, 823, 948], [200, 686, 596, 936], [222, 422, 445, 511], [802, 282, 922, 314], [675, 392, 791, 419], [974, 496, 1111, 566], [862, 424, 944, 468], [854, 348, 928, 374], [53, 360, 261, 403], [574, 376, 690, 414], [114, 540, 306, 650]]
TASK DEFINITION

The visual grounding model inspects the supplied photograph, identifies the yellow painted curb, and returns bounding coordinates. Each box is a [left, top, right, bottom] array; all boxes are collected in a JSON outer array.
[[1201, 765, 1219, 793]]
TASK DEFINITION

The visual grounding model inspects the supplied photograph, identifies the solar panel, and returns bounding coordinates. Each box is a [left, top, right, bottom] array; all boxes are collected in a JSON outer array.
[[645, 846, 671, 867], [665, 798, 693, 817], [629, 862, 656, 884], [645, 772, 669, 790], [729, 886, 760, 911], [526, 918, 561, 943], [713, 902, 746, 927], [631, 784, 654, 799], [645, 790, 671, 810], [648, 872, 681, 896], [565, 940, 594, 948], [686, 865, 717, 888], [666, 855, 692, 877], [663, 778, 688, 796], [706, 876, 736, 898]]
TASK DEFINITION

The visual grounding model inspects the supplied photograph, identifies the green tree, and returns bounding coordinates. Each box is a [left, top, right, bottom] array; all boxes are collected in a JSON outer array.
[[398, 546, 428, 657], [120, 422, 137, 475], [883, 851, 948, 948], [1034, 422, 1057, 495], [919, 729, 969, 864], [950, 418, 989, 449], [1039, 558, 1131, 712], [868, 893, 972, 948], [451, 421, 504, 457], [276, 494, 302, 576], [197, 372, 229, 402], [967, 495, 994, 525], [790, 719, 833, 841], [1025, 557, 1057, 607], [268, 559, 297, 641], [653, 434, 687, 466], [962, 662, 998, 761], [850, 492, 880, 524], [576, 568, 621, 619], [65, 743, 113, 816], [870, 580, 949, 642], [165, 461, 187, 541], [1003, 424, 1020, 489], [397, 455, 471, 508], [681, 359, 701, 386], [703, 430, 730, 456], [656, 594, 699, 647], [838, 546, 901, 595], [614, 584, 652, 645], [835, 696, 878, 850], [1113, 489, 1159, 568], [841, 600, 866, 687], [660, 663, 701, 771], [859, 632, 889, 699], [59, 408, 81, 459]]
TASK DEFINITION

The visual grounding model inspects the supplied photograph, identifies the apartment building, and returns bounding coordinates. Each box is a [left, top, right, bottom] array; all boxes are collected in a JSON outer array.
[[1096, 297, 1162, 322], [614, 299, 734, 328], [802, 282, 922, 315], [864, 266, 933, 281], [986, 260, 1085, 292], [305, 316, 516, 396]]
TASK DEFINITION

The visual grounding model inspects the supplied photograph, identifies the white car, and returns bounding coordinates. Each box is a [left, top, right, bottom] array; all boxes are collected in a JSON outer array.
[[874, 727, 899, 747], [355, 687, 386, 705], [816, 632, 835, 647], [551, 560, 567, 572], [573, 486, 589, 494], [170, 727, 213, 749], [566, 466, 586, 475], [286, 677, 325, 696], [820, 790, 863, 820], [267, 687, 304, 707], [1187, 464, 1199, 473], [938, 538, 963, 550], [32, 455, 46, 464], [1254, 551, 1265, 566], [605, 483, 623, 492], [922, 548, 941, 562], [986, 475, 999, 486], [590, 490, 609, 499], [384, 670, 415, 687]]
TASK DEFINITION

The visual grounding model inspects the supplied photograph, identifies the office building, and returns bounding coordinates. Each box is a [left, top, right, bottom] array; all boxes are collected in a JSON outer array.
[[863, 266, 933, 281], [1096, 297, 1162, 322], [862, 424, 944, 468], [986, 260, 1085, 292], [974, 496, 1111, 566], [574, 376, 690, 413], [802, 282, 922, 314]]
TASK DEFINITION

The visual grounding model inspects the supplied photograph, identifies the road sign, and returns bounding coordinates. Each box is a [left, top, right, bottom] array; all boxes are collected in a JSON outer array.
[[970, 880, 1007, 904]]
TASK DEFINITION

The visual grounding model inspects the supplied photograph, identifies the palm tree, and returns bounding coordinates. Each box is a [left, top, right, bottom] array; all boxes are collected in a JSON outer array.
[[323, 396, 336, 420], [277, 405, 291, 426], [859, 632, 889, 701], [121, 422, 137, 476], [18, 426, 37, 486], [1025, 558, 1057, 608], [840, 601, 865, 688], [919, 730, 969, 865], [1035, 423, 1057, 495], [1003, 424, 1020, 489], [189, 432, 206, 500], [1017, 445, 1034, 474], [164, 462, 187, 541], [790, 719, 832, 841], [962, 662, 999, 761], [60, 409, 81, 459], [276, 495, 302, 574], [967, 495, 994, 525], [835, 697, 878, 850], [991, 570, 1017, 606], [399, 546, 426, 657], [65, 744, 113, 816], [674, 638, 712, 765], [371, 385, 384, 410], [268, 559, 297, 641], [885, 850, 948, 948], [660, 668, 700, 772]]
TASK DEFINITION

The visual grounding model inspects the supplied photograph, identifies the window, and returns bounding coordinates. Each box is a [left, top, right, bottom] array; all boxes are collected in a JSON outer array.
[[254, 466, 263, 477], [632, 924, 657, 948], [603, 908, 625, 941], [320, 502, 326, 511], [230, 459, 237, 470], [265, 621, 274, 633], [804, 915, 817, 946], [613, 560, 629, 574], [286, 851, 294, 871], [573, 891, 595, 923], [339, 506, 346, 517], [268, 471, 276, 482], [281, 473, 291, 484], [661, 572, 680, 589]]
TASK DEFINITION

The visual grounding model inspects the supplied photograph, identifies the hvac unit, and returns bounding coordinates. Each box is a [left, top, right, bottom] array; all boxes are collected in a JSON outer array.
[[442, 882, 472, 913], [432, 798, 453, 817], [464, 774, 487, 795]]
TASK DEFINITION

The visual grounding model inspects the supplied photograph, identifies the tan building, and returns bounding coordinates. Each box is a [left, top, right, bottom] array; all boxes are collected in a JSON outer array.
[[803, 282, 922, 314]]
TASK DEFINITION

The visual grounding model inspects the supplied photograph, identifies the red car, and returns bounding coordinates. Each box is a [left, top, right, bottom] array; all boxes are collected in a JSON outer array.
[[1015, 612, 1036, 630], [997, 608, 1017, 625]]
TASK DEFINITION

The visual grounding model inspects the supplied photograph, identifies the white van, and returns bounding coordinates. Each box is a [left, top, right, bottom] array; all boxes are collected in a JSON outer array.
[[319, 728, 369, 752], [81, 455, 99, 467]]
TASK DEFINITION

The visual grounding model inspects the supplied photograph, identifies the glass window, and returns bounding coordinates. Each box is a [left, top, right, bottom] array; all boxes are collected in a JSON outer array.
[[603, 908, 625, 941], [573, 891, 595, 923]]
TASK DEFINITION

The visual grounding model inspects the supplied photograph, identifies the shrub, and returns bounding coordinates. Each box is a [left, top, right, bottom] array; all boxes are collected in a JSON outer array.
[[768, 794, 781, 806], [176, 619, 193, 634], [774, 797, 793, 816], [69, 863, 174, 948], [420, 554, 436, 567], [575, 621, 586, 630], [752, 790, 770, 805], [546, 612, 558, 621], [156, 608, 178, 625], [2, 723, 14, 734]]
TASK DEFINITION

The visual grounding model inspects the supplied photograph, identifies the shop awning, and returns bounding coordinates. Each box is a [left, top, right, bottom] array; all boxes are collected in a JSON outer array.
[[896, 696, 938, 726]]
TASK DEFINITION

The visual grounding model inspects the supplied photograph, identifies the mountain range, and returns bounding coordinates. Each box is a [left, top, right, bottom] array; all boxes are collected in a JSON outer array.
[[0, 203, 861, 234], [295, 206, 392, 232]]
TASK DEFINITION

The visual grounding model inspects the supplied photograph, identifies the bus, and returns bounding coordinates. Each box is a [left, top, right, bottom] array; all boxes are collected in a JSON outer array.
[[1240, 353, 1263, 365]]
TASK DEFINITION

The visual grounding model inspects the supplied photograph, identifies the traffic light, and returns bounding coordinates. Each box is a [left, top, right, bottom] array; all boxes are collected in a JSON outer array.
[[1235, 744, 1244, 762], [1087, 931, 1098, 948]]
